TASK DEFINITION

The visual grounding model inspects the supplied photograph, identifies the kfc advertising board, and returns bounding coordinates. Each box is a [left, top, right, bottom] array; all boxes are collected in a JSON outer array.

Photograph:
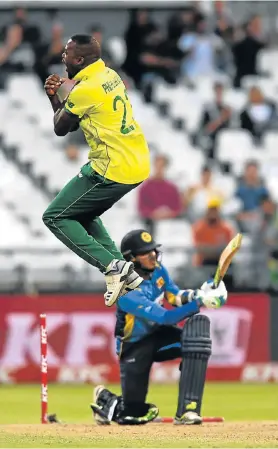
[[0, 294, 271, 383]]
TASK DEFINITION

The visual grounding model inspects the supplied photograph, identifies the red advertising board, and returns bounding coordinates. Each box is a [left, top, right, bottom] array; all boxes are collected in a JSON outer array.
[[0, 293, 270, 383]]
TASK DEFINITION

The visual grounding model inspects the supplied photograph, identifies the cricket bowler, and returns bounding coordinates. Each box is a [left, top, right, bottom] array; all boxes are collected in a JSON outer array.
[[91, 229, 227, 425], [42, 35, 150, 306]]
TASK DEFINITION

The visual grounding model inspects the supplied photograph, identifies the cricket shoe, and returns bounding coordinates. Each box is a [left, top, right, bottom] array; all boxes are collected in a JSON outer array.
[[90, 385, 119, 425], [104, 259, 134, 307], [174, 411, 202, 425], [119, 269, 144, 296], [117, 403, 159, 425], [104, 262, 143, 306]]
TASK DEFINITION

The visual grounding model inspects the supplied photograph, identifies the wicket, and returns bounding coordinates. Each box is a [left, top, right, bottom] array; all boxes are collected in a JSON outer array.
[[40, 314, 48, 424]]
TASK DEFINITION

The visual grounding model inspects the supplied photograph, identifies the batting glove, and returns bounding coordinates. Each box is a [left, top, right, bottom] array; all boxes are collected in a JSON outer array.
[[193, 279, 227, 309]]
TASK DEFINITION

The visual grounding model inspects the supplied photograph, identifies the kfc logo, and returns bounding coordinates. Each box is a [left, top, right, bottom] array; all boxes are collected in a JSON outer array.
[[0, 293, 270, 383], [41, 355, 47, 374], [242, 364, 278, 382], [0, 312, 116, 368], [41, 385, 48, 402]]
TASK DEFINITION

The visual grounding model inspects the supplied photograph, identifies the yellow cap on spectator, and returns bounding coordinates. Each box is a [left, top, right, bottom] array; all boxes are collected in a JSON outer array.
[[207, 197, 222, 209]]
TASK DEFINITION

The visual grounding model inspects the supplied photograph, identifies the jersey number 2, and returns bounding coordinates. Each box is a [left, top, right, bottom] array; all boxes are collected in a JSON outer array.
[[113, 89, 135, 135]]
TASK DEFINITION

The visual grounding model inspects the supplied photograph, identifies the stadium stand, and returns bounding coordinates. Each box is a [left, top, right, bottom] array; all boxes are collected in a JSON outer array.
[[1, 2, 278, 292]]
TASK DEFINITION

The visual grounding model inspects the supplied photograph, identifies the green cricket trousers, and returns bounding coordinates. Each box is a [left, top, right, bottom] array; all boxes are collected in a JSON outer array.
[[42, 163, 141, 273]]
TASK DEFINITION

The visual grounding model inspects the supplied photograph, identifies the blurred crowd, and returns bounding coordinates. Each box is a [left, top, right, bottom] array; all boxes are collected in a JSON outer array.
[[138, 154, 278, 288], [0, 4, 269, 92], [0, 7, 120, 87], [123, 4, 266, 96], [1, 5, 276, 150], [1, 2, 278, 290]]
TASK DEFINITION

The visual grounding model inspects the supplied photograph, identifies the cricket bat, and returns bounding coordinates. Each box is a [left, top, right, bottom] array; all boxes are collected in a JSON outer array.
[[213, 233, 243, 288]]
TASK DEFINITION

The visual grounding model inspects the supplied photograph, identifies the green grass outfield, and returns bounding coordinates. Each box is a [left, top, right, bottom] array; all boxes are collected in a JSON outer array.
[[0, 383, 278, 448]]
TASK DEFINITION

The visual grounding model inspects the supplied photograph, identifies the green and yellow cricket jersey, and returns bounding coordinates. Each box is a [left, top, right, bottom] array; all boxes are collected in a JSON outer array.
[[65, 59, 150, 185]]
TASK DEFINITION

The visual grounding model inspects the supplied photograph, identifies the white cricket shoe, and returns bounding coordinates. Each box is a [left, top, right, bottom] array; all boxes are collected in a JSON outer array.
[[104, 259, 144, 307], [90, 385, 118, 425], [174, 411, 202, 425], [104, 259, 134, 307], [119, 269, 143, 295], [91, 385, 110, 425]]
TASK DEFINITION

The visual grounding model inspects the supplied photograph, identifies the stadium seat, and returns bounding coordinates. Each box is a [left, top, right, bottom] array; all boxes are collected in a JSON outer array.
[[258, 50, 278, 78], [101, 207, 142, 246], [155, 81, 180, 104], [0, 253, 20, 292], [7, 74, 41, 104], [167, 148, 205, 188], [13, 252, 83, 290], [0, 207, 32, 249], [224, 89, 247, 111], [156, 220, 193, 249], [263, 132, 278, 158], [221, 197, 241, 216], [213, 173, 236, 200], [107, 36, 127, 65], [242, 75, 277, 99], [0, 92, 9, 130], [116, 187, 140, 219], [216, 129, 254, 168], [161, 251, 189, 277], [265, 178, 278, 202]]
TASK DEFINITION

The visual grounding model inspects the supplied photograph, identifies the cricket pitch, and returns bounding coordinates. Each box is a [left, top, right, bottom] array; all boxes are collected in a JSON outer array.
[[1, 422, 278, 448]]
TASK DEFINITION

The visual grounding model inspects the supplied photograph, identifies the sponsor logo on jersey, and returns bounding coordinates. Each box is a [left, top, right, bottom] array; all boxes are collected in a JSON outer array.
[[156, 276, 165, 289]]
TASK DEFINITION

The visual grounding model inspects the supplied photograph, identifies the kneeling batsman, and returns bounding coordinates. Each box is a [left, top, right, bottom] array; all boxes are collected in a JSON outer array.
[[90, 229, 227, 425]]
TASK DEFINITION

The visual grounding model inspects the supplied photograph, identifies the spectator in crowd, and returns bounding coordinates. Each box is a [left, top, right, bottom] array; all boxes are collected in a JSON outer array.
[[240, 86, 277, 143], [259, 195, 278, 252], [261, 195, 278, 288], [178, 17, 226, 83], [89, 25, 114, 68], [183, 164, 224, 221], [138, 154, 182, 236], [167, 6, 197, 43], [232, 15, 265, 88], [125, 15, 190, 102], [249, 194, 278, 288], [89, 24, 132, 88], [65, 144, 80, 162], [235, 160, 269, 233], [213, 0, 234, 45], [122, 9, 157, 88], [198, 81, 232, 158], [0, 8, 41, 84], [139, 26, 185, 101], [33, 21, 64, 86], [192, 197, 234, 267]]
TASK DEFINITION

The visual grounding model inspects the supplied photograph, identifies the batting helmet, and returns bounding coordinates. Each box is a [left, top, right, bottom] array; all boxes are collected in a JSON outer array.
[[120, 229, 161, 260]]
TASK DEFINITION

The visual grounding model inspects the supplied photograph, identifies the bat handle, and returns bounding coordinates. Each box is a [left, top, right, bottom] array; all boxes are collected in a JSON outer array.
[[212, 278, 221, 289], [213, 266, 221, 289]]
